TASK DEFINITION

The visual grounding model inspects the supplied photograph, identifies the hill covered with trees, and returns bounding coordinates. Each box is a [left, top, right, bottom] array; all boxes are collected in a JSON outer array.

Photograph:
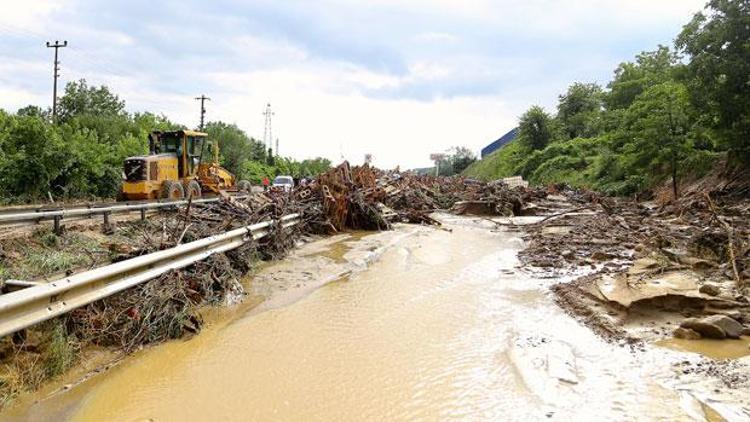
[[465, 0, 749, 197]]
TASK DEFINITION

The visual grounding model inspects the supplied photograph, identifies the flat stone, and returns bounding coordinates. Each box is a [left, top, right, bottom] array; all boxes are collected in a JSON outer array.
[[673, 327, 702, 340]]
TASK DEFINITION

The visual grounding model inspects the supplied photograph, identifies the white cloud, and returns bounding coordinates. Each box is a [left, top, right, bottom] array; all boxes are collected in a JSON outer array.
[[197, 53, 517, 168], [0, 0, 65, 27], [413, 32, 460, 45]]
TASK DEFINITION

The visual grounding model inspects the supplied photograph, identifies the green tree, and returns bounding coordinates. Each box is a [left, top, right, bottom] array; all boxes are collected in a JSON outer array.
[[0, 115, 69, 198], [204, 121, 265, 178], [625, 82, 694, 198], [299, 157, 332, 176], [677, 0, 750, 161], [448, 146, 477, 174], [57, 79, 125, 122], [434, 147, 477, 176], [557, 82, 604, 139], [606, 46, 677, 110], [518, 106, 555, 150], [16, 105, 49, 119], [241, 160, 276, 184]]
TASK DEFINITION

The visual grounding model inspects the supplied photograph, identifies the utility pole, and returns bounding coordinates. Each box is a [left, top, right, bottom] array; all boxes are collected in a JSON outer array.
[[263, 103, 274, 152], [195, 95, 210, 130], [46, 40, 67, 122], [275, 138, 279, 157]]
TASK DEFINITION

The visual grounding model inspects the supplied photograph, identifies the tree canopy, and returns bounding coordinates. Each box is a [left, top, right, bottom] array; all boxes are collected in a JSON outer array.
[[557, 83, 604, 139], [518, 106, 555, 150], [677, 0, 750, 160]]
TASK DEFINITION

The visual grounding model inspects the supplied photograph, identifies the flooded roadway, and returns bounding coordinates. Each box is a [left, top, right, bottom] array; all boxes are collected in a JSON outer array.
[[5, 216, 744, 421]]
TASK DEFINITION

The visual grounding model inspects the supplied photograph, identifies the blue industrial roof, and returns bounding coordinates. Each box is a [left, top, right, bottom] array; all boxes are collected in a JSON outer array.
[[481, 127, 518, 158]]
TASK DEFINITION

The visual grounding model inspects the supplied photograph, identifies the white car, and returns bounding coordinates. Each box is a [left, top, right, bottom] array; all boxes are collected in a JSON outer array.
[[272, 175, 295, 192]]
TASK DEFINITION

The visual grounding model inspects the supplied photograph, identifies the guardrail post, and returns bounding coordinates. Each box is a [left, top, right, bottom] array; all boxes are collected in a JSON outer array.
[[140, 208, 146, 221], [11, 329, 27, 346], [53, 215, 62, 235], [103, 211, 114, 234]]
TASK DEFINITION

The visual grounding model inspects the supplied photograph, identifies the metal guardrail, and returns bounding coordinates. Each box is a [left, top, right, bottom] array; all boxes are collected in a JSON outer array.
[[0, 213, 300, 338], [0, 195, 249, 228]]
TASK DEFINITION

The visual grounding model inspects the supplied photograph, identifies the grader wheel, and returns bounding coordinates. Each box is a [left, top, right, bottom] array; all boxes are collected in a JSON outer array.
[[185, 180, 202, 199], [161, 180, 185, 200]]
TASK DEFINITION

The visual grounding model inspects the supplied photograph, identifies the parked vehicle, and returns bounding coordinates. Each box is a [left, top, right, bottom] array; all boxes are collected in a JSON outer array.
[[272, 175, 295, 192]]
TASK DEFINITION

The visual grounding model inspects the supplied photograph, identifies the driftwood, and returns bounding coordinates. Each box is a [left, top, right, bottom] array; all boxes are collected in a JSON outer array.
[[703, 192, 742, 286]]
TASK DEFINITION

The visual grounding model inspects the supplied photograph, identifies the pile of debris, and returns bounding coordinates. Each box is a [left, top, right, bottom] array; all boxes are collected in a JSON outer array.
[[518, 183, 750, 344], [73, 162, 546, 347], [282, 161, 535, 231]]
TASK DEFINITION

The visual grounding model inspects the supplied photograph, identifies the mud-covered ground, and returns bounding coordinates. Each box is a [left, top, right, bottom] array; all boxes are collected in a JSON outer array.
[[2, 179, 749, 418], [516, 189, 750, 417]]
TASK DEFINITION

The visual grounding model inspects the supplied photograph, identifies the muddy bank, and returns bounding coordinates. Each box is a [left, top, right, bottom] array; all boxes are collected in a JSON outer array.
[[517, 190, 750, 418], [518, 189, 750, 343]]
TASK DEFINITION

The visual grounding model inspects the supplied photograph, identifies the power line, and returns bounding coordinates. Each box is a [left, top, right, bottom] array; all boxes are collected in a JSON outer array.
[[195, 95, 210, 130], [46, 40, 67, 122]]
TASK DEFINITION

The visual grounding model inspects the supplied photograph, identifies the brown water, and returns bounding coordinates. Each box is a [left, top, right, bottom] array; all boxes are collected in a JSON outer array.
[[5, 218, 745, 421], [658, 337, 750, 360]]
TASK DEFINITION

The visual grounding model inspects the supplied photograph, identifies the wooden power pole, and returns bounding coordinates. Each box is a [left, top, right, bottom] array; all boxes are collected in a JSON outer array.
[[46, 40, 67, 122], [195, 95, 210, 130]]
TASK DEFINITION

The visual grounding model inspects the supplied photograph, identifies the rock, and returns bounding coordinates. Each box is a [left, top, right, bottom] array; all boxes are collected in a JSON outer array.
[[699, 283, 721, 296], [742, 327, 750, 336], [591, 251, 611, 261], [681, 315, 744, 339], [535, 260, 555, 268], [706, 309, 743, 322], [562, 250, 575, 260], [673, 327, 702, 340], [681, 318, 724, 339]]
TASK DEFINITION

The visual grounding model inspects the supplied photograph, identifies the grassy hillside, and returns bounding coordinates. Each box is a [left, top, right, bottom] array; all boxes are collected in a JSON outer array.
[[465, 135, 720, 195], [463, 137, 598, 188], [462, 141, 527, 181]]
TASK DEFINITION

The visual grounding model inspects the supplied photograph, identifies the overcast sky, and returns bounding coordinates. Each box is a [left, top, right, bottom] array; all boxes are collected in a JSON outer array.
[[0, 0, 706, 168]]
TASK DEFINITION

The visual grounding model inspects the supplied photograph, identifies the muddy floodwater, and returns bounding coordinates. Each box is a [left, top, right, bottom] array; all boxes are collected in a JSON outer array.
[[5, 216, 748, 421]]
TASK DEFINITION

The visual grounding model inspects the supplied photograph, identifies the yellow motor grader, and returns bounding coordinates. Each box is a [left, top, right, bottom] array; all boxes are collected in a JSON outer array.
[[120, 130, 251, 200]]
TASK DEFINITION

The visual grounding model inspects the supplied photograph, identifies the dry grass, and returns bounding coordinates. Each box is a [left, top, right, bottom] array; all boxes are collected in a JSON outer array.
[[0, 319, 78, 408]]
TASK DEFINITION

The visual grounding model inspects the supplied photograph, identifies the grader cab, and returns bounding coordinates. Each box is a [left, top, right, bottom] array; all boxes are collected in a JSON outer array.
[[120, 130, 248, 200]]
